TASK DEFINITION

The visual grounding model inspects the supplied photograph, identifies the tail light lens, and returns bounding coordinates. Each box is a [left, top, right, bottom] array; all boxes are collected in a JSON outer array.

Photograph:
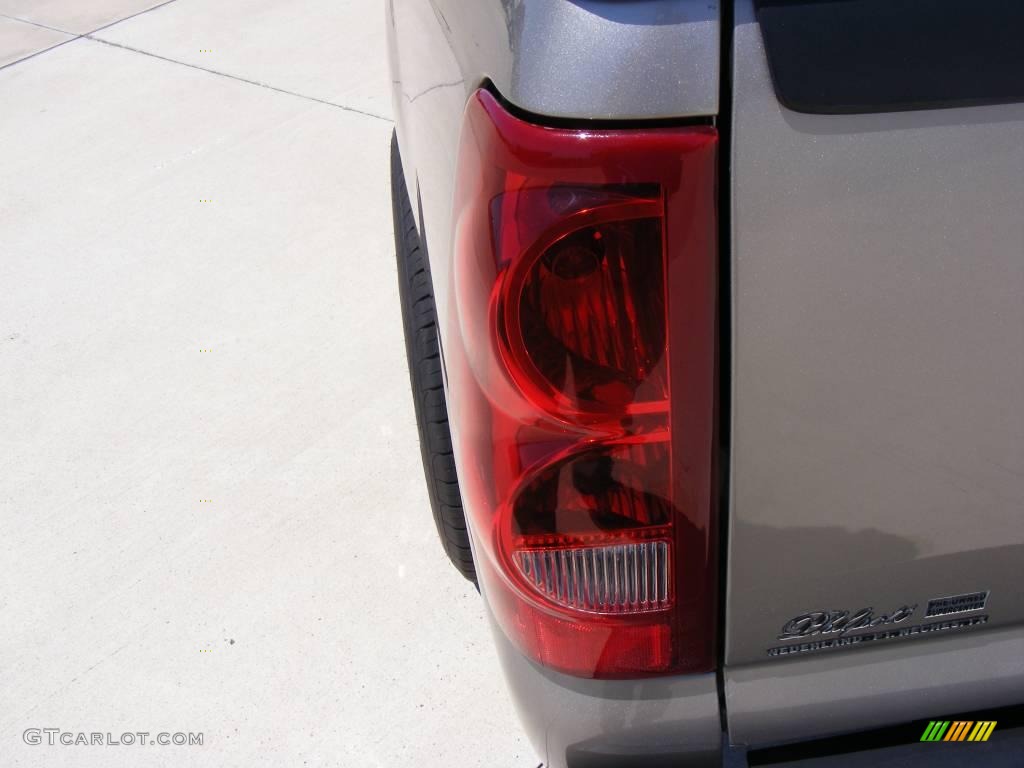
[[446, 90, 718, 678], [496, 186, 669, 414]]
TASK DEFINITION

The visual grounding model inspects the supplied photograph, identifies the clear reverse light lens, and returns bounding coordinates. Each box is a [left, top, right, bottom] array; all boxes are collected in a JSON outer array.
[[513, 540, 670, 614]]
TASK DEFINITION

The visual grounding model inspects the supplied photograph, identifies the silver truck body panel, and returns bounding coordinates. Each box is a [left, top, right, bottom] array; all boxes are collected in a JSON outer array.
[[489, 616, 722, 767], [491, 0, 719, 122], [726, 0, 1024, 745], [727, 622, 1024, 747]]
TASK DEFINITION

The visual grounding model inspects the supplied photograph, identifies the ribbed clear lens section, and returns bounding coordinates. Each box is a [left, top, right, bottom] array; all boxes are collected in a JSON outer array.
[[513, 541, 670, 614]]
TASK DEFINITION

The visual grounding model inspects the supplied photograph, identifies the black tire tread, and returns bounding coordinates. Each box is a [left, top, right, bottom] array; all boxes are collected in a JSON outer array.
[[390, 132, 476, 583]]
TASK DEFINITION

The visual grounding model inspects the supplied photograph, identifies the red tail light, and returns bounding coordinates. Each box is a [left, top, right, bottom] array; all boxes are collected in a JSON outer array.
[[446, 90, 718, 678]]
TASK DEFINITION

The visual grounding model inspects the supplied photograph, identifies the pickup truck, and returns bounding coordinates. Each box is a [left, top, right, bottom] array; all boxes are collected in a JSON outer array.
[[385, 1, 1024, 765]]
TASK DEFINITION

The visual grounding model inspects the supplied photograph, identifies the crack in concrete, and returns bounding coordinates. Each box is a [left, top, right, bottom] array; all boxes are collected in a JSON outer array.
[[0, 2, 393, 124], [0, 0, 181, 71], [86, 36, 392, 123]]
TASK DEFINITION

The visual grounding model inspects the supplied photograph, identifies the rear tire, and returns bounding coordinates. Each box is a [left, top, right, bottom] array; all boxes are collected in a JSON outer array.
[[390, 132, 476, 583]]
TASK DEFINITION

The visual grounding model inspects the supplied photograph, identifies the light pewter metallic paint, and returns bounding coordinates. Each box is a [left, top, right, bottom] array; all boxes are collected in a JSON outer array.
[[726, 0, 1024, 747], [727, 623, 1024, 747], [494, 0, 719, 121], [490, 623, 722, 767]]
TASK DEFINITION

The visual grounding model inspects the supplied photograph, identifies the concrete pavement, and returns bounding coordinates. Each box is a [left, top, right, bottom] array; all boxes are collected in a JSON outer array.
[[0, 2, 532, 765]]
